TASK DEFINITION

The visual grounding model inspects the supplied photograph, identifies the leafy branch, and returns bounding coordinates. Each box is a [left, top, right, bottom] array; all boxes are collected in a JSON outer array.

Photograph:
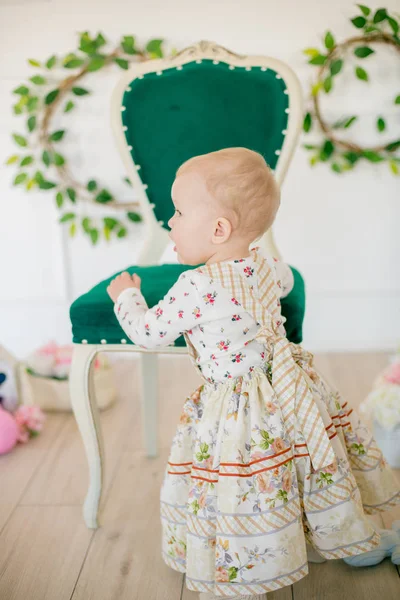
[[6, 31, 170, 244], [302, 4, 400, 175]]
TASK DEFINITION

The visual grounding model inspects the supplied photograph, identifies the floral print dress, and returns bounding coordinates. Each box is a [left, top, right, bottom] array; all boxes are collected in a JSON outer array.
[[114, 246, 400, 598]]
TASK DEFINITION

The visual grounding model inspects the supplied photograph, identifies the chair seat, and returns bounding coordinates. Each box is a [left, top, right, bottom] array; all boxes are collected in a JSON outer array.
[[70, 263, 305, 346]]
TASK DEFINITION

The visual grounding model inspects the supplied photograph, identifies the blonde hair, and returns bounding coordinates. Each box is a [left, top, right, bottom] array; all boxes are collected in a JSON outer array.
[[176, 147, 280, 241]]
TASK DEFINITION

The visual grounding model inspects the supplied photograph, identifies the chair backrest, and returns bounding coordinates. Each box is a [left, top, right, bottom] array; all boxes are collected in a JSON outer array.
[[111, 40, 303, 265]]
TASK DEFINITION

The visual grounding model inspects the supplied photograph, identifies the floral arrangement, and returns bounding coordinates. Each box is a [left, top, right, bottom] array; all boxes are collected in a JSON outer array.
[[25, 340, 103, 380], [360, 350, 400, 430]]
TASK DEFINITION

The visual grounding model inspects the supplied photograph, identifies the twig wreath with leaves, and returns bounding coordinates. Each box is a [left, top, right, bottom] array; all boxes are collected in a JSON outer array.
[[6, 32, 172, 244], [302, 4, 400, 175]]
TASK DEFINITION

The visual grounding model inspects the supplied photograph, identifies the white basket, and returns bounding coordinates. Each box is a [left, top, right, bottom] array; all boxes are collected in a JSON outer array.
[[17, 362, 117, 412]]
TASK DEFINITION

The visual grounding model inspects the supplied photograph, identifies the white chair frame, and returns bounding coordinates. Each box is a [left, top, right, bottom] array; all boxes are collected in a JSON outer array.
[[69, 40, 303, 529]]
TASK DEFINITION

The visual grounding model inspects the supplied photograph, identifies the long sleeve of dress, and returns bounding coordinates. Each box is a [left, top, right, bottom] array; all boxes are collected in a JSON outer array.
[[113, 270, 213, 349]]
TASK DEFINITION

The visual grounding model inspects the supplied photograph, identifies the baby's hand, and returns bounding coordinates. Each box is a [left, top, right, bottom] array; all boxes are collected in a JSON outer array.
[[107, 272, 141, 303]]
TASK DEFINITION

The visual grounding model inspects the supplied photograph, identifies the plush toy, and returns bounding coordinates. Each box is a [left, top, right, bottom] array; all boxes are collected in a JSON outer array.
[[0, 347, 19, 413], [0, 405, 19, 454], [343, 521, 400, 567]]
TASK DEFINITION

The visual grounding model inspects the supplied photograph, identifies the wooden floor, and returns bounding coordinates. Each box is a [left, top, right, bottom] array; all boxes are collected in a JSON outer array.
[[0, 352, 399, 600]]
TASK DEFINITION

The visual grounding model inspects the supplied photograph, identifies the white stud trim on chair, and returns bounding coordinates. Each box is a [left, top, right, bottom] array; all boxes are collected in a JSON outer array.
[[126, 86, 131, 92], [213, 60, 219, 64], [196, 59, 202, 63], [136, 165, 141, 170], [121, 339, 127, 344], [282, 129, 287, 134], [138, 74, 144, 79], [143, 183, 148, 190], [261, 67, 267, 71], [121, 106, 126, 111], [276, 74, 282, 79], [127, 145, 133, 150], [229, 65, 235, 70], [158, 220, 164, 226], [285, 108, 290, 113], [156, 71, 162, 75], [245, 66, 251, 71], [100, 339, 107, 344], [176, 66, 183, 70], [150, 202, 156, 208], [82, 339, 88, 344], [275, 150, 281, 155], [284, 89, 289, 94], [123, 126, 127, 131]]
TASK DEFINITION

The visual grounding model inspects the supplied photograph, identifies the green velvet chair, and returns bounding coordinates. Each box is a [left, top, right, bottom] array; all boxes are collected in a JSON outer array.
[[69, 40, 305, 529]]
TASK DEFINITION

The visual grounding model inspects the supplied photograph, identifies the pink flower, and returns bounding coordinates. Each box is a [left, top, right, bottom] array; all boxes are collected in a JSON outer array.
[[256, 472, 274, 494], [271, 437, 286, 453], [15, 405, 46, 430], [282, 470, 292, 493], [215, 567, 230, 582], [384, 362, 400, 385]]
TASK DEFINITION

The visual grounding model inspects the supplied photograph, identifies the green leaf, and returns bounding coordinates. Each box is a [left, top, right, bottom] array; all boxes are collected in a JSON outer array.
[[82, 217, 91, 232], [87, 56, 106, 72], [343, 151, 361, 164], [355, 66, 368, 81], [352, 16, 367, 28], [13, 85, 29, 95], [395, 95, 400, 105], [303, 112, 312, 132], [373, 8, 387, 23], [64, 58, 85, 69], [344, 116, 358, 128], [95, 189, 113, 203], [14, 172, 28, 185], [49, 130, 65, 142], [66, 188, 76, 202], [104, 217, 118, 230], [388, 16, 399, 35], [117, 227, 127, 238], [303, 48, 320, 58], [330, 59, 343, 76], [114, 58, 129, 70], [45, 89, 60, 105], [323, 76, 333, 93], [56, 192, 64, 208], [354, 46, 374, 58], [357, 4, 370, 16], [20, 155, 34, 167], [27, 116, 36, 132], [54, 153, 65, 166], [377, 117, 386, 132], [39, 180, 57, 189], [309, 54, 327, 65], [28, 59, 41, 67], [79, 32, 98, 54], [34, 170, 44, 184], [72, 87, 90, 96], [121, 35, 138, 55], [13, 104, 23, 115], [42, 150, 52, 167], [6, 155, 19, 165], [12, 134, 28, 147], [123, 177, 132, 186], [90, 229, 99, 245], [69, 223, 77, 237], [30, 75, 46, 85], [59, 213, 75, 223], [331, 163, 342, 173], [389, 160, 399, 175], [362, 150, 384, 162], [311, 81, 323, 96], [320, 140, 335, 161], [146, 39, 164, 58], [127, 212, 141, 222], [64, 100, 75, 113], [87, 180, 97, 192], [385, 140, 400, 152], [46, 55, 57, 69], [324, 31, 335, 50], [27, 96, 39, 112], [104, 226, 111, 241]]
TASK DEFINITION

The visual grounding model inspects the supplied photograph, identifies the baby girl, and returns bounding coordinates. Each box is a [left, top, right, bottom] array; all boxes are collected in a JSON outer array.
[[107, 148, 400, 599]]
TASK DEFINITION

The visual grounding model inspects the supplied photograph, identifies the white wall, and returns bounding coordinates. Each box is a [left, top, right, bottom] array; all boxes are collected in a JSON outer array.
[[0, 0, 399, 358]]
